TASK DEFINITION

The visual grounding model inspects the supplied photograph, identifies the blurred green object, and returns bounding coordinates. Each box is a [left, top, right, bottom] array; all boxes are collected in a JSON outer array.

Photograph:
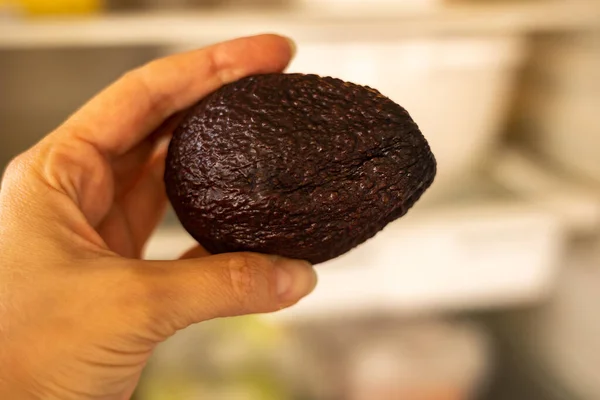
[[135, 316, 295, 400], [141, 377, 290, 400]]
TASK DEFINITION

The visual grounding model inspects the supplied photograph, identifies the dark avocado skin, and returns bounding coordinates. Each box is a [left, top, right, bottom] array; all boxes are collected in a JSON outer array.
[[165, 73, 436, 264]]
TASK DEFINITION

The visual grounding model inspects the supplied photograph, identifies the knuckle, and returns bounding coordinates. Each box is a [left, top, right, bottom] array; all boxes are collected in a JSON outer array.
[[121, 66, 149, 92], [207, 46, 241, 85], [41, 144, 79, 192], [41, 141, 108, 203], [3, 152, 31, 182], [3, 141, 64, 187], [226, 253, 273, 311], [120, 65, 144, 82], [1, 150, 42, 197], [123, 62, 174, 116]]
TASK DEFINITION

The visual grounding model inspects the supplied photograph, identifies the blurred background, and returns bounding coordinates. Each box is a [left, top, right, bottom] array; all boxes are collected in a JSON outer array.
[[1, 0, 600, 399]]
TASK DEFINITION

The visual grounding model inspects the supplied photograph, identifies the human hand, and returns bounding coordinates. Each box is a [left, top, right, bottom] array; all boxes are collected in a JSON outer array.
[[0, 34, 317, 400]]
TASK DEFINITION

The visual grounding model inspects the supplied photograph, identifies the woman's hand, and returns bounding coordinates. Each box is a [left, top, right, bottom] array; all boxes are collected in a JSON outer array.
[[0, 34, 317, 400]]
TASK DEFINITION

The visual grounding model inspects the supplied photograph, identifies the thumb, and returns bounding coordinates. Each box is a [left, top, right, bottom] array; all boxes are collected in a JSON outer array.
[[131, 252, 317, 333]]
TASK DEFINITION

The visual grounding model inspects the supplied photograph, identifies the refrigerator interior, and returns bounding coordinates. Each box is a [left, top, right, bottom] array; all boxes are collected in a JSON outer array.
[[1, 1, 600, 399]]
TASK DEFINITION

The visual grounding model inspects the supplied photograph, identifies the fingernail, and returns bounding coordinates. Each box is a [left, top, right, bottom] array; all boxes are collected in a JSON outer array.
[[273, 257, 317, 306], [284, 36, 297, 60]]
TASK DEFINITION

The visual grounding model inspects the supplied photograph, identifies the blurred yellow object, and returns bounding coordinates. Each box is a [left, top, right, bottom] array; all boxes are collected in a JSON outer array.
[[14, 0, 103, 15]]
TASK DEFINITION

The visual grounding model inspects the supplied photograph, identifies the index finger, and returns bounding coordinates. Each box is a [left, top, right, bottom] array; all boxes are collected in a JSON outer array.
[[55, 34, 295, 156]]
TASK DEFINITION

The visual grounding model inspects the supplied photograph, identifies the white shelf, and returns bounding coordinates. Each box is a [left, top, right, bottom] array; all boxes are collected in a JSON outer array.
[[270, 200, 563, 321], [145, 195, 565, 321], [1, 1, 599, 48]]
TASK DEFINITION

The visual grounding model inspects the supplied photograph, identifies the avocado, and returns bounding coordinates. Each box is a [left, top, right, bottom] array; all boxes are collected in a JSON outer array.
[[165, 73, 436, 264]]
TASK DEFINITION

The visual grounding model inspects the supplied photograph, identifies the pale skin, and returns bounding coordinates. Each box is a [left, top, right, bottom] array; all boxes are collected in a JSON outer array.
[[0, 34, 318, 400]]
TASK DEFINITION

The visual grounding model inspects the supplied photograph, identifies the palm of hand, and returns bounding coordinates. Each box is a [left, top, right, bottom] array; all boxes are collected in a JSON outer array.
[[0, 35, 303, 400]]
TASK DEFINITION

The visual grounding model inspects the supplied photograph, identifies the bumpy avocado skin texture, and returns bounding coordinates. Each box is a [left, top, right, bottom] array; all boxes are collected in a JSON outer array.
[[165, 73, 436, 264]]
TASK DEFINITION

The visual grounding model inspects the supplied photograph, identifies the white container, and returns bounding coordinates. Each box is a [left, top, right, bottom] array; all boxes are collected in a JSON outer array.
[[521, 32, 600, 184], [287, 36, 527, 203]]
